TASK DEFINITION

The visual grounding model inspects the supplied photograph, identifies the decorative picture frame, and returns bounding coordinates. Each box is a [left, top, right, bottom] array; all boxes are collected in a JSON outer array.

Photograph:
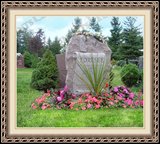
[[1, 1, 159, 143]]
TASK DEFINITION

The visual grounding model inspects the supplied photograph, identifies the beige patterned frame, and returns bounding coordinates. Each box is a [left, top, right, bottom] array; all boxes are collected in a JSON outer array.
[[1, 1, 159, 143]]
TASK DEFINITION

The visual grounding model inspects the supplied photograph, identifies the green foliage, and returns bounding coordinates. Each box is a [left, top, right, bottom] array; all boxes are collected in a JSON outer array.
[[31, 55, 40, 68], [121, 64, 140, 87], [17, 28, 33, 54], [138, 69, 143, 85], [109, 69, 114, 89], [108, 17, 122, 60], [30, 49, 58, 91], [111, 59, 117, 66], [24, 51, 32, 68], [119, 17, 143, 60], [29, 29, 45, 57], [49, 37, 62, 55], [76, 55, 109, 95], [117, 60, 126, 67], [72, 17, 82, 33], [89, 17, 102, 33]]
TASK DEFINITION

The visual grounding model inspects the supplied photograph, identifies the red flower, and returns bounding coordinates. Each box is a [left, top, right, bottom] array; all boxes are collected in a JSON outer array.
[[105, 83, 109, 88]]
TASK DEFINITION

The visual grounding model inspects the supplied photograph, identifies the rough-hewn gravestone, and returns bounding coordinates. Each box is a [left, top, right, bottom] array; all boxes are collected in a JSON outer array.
[[17, 53, 24, 68], [65, 34, 112, 94]]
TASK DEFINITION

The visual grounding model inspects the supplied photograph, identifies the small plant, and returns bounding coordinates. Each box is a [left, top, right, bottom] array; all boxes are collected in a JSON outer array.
[[31, 85, 143, 110], [31, 85, 75, 110], [70, 93, 103, 110], [121, 63, 140, 87], [107, 86, 143, 108]]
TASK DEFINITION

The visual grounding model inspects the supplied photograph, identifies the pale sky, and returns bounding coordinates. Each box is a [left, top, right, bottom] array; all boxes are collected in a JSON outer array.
[[16, 16, 144, 44]]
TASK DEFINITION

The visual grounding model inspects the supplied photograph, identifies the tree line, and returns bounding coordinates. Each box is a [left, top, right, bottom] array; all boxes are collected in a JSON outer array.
[[17, 16, 143, 65]]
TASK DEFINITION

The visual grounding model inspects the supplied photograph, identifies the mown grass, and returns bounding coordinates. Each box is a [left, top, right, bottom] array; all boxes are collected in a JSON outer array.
[[17, 68, 143, 127]]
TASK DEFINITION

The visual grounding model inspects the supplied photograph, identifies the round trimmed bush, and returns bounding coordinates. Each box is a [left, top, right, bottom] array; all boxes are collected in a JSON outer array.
[[30, 49, 58, 92], [121, 63, 140, 87]]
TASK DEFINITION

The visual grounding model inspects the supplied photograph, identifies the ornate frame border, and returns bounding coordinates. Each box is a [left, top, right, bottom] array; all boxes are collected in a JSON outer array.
[[1, 1, 159, 143]]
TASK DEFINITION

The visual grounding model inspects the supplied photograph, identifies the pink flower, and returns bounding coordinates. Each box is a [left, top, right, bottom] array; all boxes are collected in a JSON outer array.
[[85, 93, 91, 97], [78, 98, 82, 104], [140, 100, 143, 106], [134, 100, 140, 106], [31, 103, 37, 109], [127, 99, 133, 105], [71, 94, 76, 99], [114, 100, 118, 103], [93, 97, 98, 102], [41, 105, 47, 110], [69, 102, 75, 109], [57, 96, 62, 102], [114, 87, 118, 92], [129, 93, 134, 99], [64, 85, 68, 92], [109, 101, 114, 105], [60, 90, 64, 97], [118, 93, 124, 97], [123, 89, 129, 94], [35, 97, 45, 105], [87, 103, 92, 109], [117, 96, 123, 100], [95, 104, 100, 109], [82, 107, 86, 110], [104, 93, 109, 97], [122, 105, 127, 108], [88, 95, 92, 100]]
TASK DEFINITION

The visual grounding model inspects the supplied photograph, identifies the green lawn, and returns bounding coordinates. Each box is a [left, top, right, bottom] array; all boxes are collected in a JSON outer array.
[[17, 68, 143, 127]]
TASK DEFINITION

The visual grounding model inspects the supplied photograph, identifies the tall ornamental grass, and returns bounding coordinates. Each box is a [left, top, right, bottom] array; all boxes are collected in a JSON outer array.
[[75, 54, 109, 95]]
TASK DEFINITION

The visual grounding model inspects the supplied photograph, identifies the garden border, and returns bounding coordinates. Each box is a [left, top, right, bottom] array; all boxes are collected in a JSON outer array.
[[1, 1, 159, 143]]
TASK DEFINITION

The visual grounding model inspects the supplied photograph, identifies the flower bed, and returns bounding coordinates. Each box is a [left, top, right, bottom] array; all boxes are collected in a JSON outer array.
[[31, 85, 143, 110]]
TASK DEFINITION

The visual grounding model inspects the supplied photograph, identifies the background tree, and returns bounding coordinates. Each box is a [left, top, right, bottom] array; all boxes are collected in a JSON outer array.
[[17, 28, 32, 54], [89, 17, 102, 33], [108, 17, 122, 60], [64, 17, 82, 45], [24, 51, 32, 68], [119, 17, 143, 61], [46, 37, 52, 49], [29, 29, 45, 57], [72, 17, 82, 33], [49, 37, 62, 55]]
